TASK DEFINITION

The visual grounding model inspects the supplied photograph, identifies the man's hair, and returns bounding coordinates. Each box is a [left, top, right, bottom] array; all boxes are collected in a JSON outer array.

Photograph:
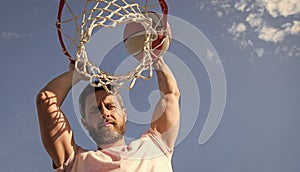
[[79, 84, 124, 118]]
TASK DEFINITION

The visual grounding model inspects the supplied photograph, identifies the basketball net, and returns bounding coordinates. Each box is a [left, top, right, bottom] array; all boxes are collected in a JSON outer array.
[[56, 0, 169, 93]]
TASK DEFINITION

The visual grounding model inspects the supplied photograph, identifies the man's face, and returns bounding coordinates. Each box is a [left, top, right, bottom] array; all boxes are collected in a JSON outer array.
[[82, 90, 126, 146]]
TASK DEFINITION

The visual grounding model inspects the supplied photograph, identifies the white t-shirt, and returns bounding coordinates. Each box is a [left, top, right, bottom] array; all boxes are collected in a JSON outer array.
[[55, 129, 173, 172]]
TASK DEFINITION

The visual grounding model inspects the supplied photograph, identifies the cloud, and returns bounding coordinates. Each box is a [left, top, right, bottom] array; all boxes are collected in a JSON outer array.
[[234, 0, 248, 12], [258, 21, 300, 43], [0, 32, 33, 40], [207, 48, 214, 61], [1, 32, 21, 40], [197, 0, 300, 58], [206, 48, 222, 64], [246, 13, 263, 28], [262, 0, 300, 17], [236, 22, 247, 32], [258, 26, 285, 43], [228, 22, 247, 39], [286, 20, 300, 35], [253, 47, 264, 58], [196, 2, 206, 11]]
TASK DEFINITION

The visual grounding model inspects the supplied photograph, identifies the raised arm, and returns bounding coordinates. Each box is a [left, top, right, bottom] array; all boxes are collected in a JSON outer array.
[[151, 57, 180, 148], [36, 66, 79, 168]]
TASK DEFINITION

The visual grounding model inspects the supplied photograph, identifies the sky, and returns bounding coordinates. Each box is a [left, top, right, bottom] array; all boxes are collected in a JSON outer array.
[[0, 0, 300, 171]]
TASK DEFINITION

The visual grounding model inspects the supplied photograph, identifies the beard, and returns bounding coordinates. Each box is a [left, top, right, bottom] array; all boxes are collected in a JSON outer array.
[[86, 119, 126, 146]]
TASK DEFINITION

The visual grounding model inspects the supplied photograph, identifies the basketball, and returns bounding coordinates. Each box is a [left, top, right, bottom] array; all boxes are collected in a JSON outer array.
[[123, 12, 172, 61]]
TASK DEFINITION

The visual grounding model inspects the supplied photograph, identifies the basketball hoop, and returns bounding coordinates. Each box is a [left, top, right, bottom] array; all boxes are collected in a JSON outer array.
[[56, 0, 170, 93]]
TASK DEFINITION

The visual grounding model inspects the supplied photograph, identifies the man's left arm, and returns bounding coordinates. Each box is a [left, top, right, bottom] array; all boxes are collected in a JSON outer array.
[[151, 57, 180, 148]]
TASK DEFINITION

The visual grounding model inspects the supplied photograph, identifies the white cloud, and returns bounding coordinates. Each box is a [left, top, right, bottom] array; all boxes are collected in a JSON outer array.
[[207, 48, 214, 61], [285, 20, 300, 35], [228, 22, 247, 36], [1, 32, 20, 40], [234, 0, 248, 12], [258, 26, 285, 43], [258, 20, 300, 43], [199, 0, 300, 57], [216, 11, 224, 18], [236, 23, 247, 32], [246, 13, 263, 28], [196, 2, 206, 11], [206, 48, 222, 64], [262, 0, 300, 17], [254, 47, 264, 57], [0, 32, 33, 40]]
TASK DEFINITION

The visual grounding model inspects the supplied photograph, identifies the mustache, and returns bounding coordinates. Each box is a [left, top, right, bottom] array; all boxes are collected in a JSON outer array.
[[97, 119, 116, 129]]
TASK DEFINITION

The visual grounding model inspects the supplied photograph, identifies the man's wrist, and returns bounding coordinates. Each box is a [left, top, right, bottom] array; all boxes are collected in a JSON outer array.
[[152, 57, 164, 70]]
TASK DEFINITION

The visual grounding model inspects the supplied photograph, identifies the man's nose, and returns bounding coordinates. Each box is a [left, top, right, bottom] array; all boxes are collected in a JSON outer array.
[[101, 106, 111, 119]]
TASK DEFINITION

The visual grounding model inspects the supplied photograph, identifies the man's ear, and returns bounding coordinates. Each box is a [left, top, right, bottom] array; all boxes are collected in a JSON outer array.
[[123, 108, 127, 121], [81, 118, 88, 129]]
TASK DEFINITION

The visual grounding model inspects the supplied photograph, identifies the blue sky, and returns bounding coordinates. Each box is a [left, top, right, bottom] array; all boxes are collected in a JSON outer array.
[[0, 0, 300, 171]]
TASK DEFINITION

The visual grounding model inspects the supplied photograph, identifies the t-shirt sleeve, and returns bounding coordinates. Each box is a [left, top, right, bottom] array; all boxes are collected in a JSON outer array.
[[141, 128, 174, 157]]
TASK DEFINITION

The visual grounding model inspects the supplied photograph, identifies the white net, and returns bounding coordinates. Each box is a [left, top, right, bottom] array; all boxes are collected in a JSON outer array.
[[57, 0, 169, 93]]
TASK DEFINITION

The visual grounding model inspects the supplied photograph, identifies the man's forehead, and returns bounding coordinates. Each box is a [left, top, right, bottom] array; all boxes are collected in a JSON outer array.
[[86, 90, 117, 103]]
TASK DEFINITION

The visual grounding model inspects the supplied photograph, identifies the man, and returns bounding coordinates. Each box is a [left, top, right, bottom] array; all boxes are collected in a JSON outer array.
[[36, 56, 180, 171]]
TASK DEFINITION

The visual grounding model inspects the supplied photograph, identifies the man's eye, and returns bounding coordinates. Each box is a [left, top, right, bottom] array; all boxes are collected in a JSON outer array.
[[107, 105, 116, 110]]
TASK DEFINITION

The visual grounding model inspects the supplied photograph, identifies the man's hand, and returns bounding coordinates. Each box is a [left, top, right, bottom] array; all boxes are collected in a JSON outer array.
[[69, 62, 89, 84]]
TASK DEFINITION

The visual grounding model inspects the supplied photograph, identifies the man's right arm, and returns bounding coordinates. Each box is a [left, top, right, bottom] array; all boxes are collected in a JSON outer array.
[[36, 68, 78, 168]]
